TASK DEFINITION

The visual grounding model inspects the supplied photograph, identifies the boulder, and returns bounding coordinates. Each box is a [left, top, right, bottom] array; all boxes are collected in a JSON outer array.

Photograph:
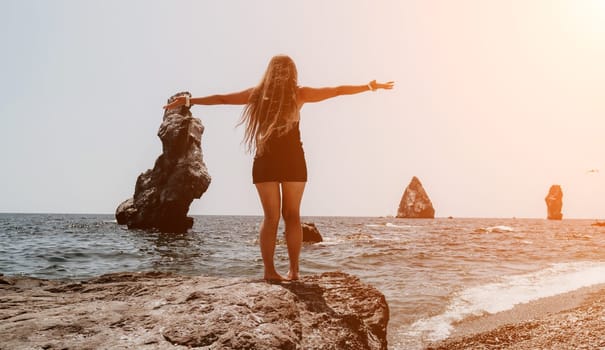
[[396, 176, 435, 218], [0, 271, 389, 350], [115, 92, 211, 232], [302, 222, 323, 243], [545, 184, 563, 220]]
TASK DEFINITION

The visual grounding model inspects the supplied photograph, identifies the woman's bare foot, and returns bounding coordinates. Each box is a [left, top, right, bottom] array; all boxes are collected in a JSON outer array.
[[264, 271, 285, 282], [287, 270, 299, 281]]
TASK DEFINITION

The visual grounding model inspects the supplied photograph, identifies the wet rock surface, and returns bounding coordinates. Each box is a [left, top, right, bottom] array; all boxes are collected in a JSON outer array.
[[0, 271, 389, 350], [302, 222, 323, 243]]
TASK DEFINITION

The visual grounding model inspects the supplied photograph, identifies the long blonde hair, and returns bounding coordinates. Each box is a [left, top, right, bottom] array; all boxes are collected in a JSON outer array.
[[239, 55, 299, 155]]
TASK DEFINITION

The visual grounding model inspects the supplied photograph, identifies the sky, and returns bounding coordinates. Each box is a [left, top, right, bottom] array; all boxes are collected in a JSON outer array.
[[1, 0, 605, 218]]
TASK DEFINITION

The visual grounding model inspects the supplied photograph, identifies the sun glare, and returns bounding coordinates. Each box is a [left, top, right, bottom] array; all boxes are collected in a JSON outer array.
[[565, 0, 605, 36]]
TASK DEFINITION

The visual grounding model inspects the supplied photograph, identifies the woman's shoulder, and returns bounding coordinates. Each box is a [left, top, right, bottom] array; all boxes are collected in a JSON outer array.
[[296, 86, 312, 105]]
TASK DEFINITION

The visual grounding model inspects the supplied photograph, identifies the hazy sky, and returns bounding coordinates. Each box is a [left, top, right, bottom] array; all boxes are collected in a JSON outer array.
[[2, 0, 605, 218]]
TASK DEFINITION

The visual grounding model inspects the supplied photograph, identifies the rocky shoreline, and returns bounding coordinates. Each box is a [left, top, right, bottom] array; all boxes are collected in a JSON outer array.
[[0, 271, 388, 350], [427, 284, 605, 349]]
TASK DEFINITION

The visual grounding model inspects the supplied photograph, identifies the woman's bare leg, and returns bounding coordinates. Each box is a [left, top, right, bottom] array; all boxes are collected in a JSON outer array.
[[281, 181, 306, 280], [255, 182, 283, 281]]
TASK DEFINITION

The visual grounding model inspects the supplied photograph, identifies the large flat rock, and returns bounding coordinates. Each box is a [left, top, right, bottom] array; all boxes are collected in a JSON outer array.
[[0, 271, 389, 349]]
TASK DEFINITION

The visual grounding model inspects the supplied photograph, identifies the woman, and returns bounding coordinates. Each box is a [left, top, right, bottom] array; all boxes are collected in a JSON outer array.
[[164, 55, 394, 281]]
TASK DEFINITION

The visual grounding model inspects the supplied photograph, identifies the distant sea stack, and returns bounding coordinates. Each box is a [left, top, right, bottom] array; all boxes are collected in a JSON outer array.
[[115, 92, 211, 233], [545, 184, 563, 220], [396, 176, 435, 219]]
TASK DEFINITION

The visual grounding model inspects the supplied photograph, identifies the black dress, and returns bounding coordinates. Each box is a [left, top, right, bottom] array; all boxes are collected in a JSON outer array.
[[252, 121, 307, 183]]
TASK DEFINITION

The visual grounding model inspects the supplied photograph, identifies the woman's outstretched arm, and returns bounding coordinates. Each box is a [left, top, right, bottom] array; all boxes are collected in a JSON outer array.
[[163, 88, 253, 109], [298, 80, 394, 104]]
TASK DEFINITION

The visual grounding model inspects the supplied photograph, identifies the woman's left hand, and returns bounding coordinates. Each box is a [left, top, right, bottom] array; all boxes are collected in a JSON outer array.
[[369, 80, 395, 90]]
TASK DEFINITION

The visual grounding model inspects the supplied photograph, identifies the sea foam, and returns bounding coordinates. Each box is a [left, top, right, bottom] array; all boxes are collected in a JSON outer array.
[[474, 225, 514, 233], [385, 223, 414, 228], [404, 260, 605, 342], [364, 222, 414, 229]]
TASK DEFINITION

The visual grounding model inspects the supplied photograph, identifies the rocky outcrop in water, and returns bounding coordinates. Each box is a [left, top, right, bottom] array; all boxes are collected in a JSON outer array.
[[302, 222, 323, 243], [545, 185, 563, 220], [396, 176, 435, 218], [115, 92, 211, 233], [0, 271, 389, 350]]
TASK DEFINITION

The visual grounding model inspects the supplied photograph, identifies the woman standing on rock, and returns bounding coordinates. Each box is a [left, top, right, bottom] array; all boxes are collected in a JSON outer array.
[[164, 54, 393, 281]]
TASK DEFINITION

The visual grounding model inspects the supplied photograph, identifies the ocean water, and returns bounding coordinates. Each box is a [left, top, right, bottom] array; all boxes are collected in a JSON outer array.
[[2, 214, 605, 349]]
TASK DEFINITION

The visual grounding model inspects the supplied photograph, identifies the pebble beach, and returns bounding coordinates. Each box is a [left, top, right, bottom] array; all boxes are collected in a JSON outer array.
[[427, 284, 605, 349]]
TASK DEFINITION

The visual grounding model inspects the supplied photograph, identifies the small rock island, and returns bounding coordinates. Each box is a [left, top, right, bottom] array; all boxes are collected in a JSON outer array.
[[302, 222, 323, 243], [396, 176, 435, 219]]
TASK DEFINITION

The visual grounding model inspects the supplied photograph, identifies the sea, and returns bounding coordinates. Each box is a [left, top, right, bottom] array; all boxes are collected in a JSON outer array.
[[2, 214, 605, 349]]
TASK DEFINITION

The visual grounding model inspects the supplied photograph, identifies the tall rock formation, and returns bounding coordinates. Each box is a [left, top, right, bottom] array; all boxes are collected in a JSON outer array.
[[396, 176, 435, 219], [116, 92, 211, 232], [545, 184, 563, 220]]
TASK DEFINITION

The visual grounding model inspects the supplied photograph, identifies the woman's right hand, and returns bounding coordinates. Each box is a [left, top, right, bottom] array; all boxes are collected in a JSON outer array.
[[163, 96, 186, 110]]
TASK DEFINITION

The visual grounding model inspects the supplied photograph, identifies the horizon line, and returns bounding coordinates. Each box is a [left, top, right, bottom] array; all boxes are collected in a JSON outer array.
[[0, 212, 603, 221]]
